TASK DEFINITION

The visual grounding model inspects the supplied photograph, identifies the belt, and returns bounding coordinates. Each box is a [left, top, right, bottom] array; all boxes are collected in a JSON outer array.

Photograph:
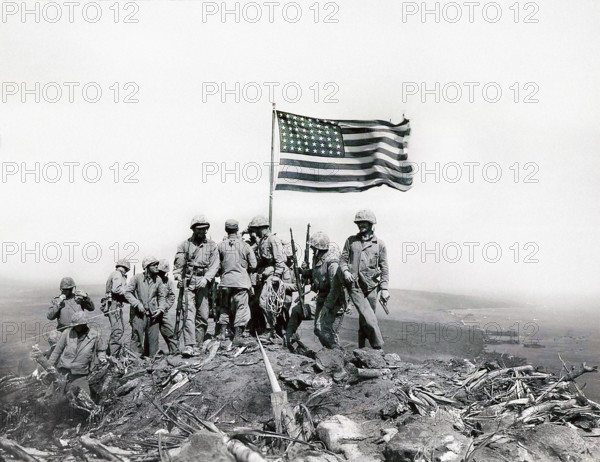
[[186, 267, 207, 277]]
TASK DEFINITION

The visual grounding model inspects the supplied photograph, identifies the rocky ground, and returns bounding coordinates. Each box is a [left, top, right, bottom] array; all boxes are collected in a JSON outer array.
[[1, 335, 600, 462]]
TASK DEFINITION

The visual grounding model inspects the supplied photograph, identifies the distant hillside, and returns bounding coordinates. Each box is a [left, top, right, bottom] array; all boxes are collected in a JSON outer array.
[[391, 289, 523, 310]]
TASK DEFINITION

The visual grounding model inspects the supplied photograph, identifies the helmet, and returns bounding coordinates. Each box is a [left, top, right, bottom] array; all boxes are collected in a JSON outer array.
[[158, 259, 170, 273], [142, 256, 159, 270], [116, 259, 131, 271], [310, 232, 330, 250], [248, 215, 269, 228], [190, 215, 210, 230], [60, 277, 76, 290], [354, 209, 377, 224], [70, 311, 88, 327], [225, 219, 239, 230]]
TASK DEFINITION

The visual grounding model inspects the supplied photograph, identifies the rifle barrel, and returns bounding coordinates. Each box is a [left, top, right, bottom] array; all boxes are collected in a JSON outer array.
[[290, 228, 305, 312], [304, 223, 311, 266]]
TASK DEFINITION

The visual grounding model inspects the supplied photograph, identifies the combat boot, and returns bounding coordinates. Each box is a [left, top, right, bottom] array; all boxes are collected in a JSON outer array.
[[218, 325, 230, 341], [358, 330, 366, 349], [232, 327, 246, 347], [181, 345, 194, 357], [196, 326, 207, 347]]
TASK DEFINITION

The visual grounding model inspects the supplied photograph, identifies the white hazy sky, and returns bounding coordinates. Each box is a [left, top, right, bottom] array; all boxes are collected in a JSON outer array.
[[1, 1, 599, 304]]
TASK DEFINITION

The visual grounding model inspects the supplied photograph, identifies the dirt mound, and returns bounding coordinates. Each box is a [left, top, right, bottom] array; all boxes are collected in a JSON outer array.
[[1, 339, 599, 461]]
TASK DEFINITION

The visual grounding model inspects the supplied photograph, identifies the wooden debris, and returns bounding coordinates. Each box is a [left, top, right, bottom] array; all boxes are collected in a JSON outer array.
[[0, 437, 41, 462], [165, 376, 190, 398], [233, 346, 247, 357], [256, 335, 303, 440], [80, 435, 124, 461], [199, 342, 220, 368], [357, 368, 391, 379], [116, 377, 141, 396], [224, 437, 266, 462]]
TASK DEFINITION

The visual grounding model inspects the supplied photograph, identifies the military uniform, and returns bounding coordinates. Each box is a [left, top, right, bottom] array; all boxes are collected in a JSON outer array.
[[273, 261, 296, 338], [316, 265, 349, 348], [163, 275, 177, 311], [47, 278, 95, 332], [103, 261, 130, 357], [217, 227, 257, 335], [340, 232, 388, 349], [124, 262, 174, 357], [48, 312, 107, 396], [256, 231, 287, 331], [245, 232, 263, 335], [157, 261, 179, 355], [287, 233, 348, 348], [173, 237, 220, 347]]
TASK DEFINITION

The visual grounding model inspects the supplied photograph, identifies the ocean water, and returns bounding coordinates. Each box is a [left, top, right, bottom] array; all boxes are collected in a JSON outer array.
[[451, 305, 600, 402]]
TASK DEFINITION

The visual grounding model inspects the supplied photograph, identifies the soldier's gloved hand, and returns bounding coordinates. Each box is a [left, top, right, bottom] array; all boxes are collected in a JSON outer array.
[[198, 277, 208, 289], [74, 290, 88, 298], [58, 294, 67, 302], [343, 270, 354, 285], [380, 290, 390, 302], [301, 261, 309, 271]]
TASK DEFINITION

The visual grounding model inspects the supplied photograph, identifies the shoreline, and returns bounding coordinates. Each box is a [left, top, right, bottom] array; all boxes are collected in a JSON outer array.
[[446, 305, 600, 402]]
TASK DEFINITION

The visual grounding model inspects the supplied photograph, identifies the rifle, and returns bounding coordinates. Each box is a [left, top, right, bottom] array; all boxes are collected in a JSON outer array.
[[289, 228, 306, 317], [174, 241, 191, 340], [304, 223, 311, 269]]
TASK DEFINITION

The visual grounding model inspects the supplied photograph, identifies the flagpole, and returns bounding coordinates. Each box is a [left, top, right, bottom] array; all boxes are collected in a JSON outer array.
[[269, 102, 276, 228]]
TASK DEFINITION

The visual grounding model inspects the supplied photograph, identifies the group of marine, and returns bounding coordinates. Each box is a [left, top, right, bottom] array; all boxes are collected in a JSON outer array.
[[43, 209, 390, 396]]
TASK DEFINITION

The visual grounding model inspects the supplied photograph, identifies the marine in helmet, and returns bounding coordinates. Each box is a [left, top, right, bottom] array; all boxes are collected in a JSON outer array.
[[216, 219, 257, 346], [154, 260, 180, 355], [158, 259, 176, 312], [102, 259, 131, 357], [173, 215, 220, 357], [339, 210, 389, 349], [285, 232, 348, 349], [47, 311, 107, 397], [124, 256, 172, 357], [266, 238, 298, 341], [47, 276, 95, 332], [243, 221, 262, 336], [250, 214, 287, 340]]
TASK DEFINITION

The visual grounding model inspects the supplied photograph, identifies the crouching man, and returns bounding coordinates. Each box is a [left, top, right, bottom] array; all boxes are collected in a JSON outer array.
[[47, 312, 107, 396], [286, 232, 348, 349]]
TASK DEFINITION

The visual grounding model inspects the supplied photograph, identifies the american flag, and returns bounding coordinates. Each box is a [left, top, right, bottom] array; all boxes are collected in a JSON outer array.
[[275, 110, 413, 193]]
